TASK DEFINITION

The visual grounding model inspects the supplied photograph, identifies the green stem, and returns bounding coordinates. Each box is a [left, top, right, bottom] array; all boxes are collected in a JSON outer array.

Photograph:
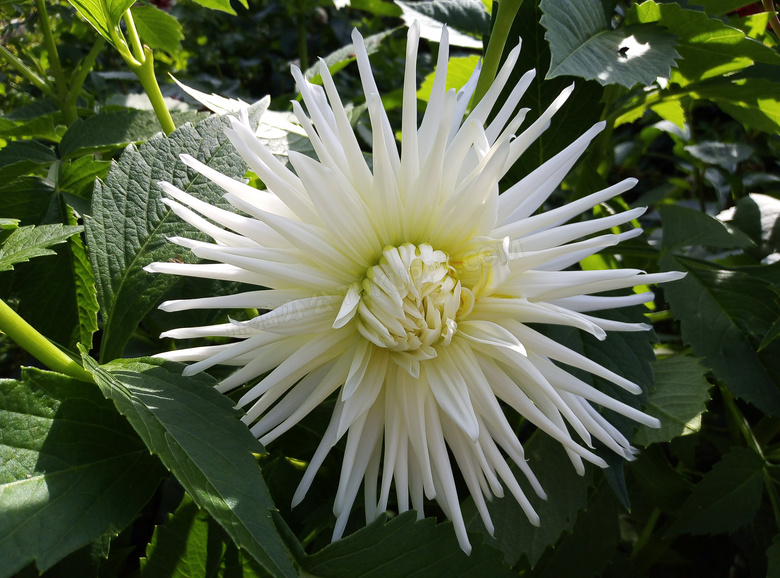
[[0, 299, 94, 383], [762, 0, 780, 38], [35, 0, 77, 124], [0, 44, 55, 99], [722, 386, 765, 458], [630, 507, 661, 561], [127, 44, 176, 135], [65, 37, 106, 112], [472, 0, 523, 106], [123, 9, 145, 63]]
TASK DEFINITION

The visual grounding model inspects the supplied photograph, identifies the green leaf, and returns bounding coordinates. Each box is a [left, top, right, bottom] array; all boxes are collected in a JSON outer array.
[[667, 447, 766, 536], [0, 176, 56, 226], [66, 205, 100, 349], [85, 102, 266, 362], [541, 0, 679, 87], [630, 1, 780, 85], [67, 0, 136, 42], [628, 445, 693, 513], [188, 0, 248, 16], [59, 109, 191, 160], [305, 29, 396, 82], [502, 0, 604, 181], [768, 533, 780, 578], [131, 5, 183, 55], [0, 223, 81, 272], [464, 433, 594, 567], [0, 113, 63, 142], [80, 354, 298, 577], [693, 76, 780, 135], [0, 140, 57, 182], [302, 510, 512, 577], [660, 204, 754, 250], [141, 494, 266, 577], [660, 254, 780, 416], [530, 484, 620, 578], [0, 218, 18, 230], [396, 0, 490, 40], [0, 368, 164, 577], [58, 156, 112, 199], [417, 55, 481, 102], [759, 317, 780, 352], [685, 141, 753, 174], [692, 0, 756, 16], [634, 356, 712, 446]]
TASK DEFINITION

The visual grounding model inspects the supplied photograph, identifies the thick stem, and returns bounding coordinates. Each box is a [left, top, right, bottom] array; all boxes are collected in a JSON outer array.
[[128, 45, 176, 135], [0, 44, 55, 98], [0, 299, 94, 383], [472, 0, 523, 106], [35, 0, 77, 124], [762, 0, 780, 38]]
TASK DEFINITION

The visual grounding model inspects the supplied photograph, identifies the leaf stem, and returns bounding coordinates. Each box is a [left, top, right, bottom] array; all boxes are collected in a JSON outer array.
[[0, 44, 55, 99], [34, 0, 77, 124], [0, 299, 94, 383], [472, 0, 523, 106], [123, 9, 146, 63], [127, 44, 176, 135], [630, 507, 661, 560], [65, 37, 106, 113], [762, 0, 780, 38], [722, 386, 765, 459]]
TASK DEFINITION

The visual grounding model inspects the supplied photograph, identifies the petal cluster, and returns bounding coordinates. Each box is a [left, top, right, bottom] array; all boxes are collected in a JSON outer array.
[[147, 23, 683, 553]]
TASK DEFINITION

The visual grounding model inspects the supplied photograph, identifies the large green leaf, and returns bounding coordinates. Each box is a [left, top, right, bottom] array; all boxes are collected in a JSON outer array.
[[302, 510, 512, 577], [141, 494, 265, 577], [131, 5, 183, 55], [634, 356, 712, 446], [692, 76, 780, 135], [659, 205, 754, 250], [85, 102, 266, 362], [0, 368, 164, 577], [660, 254, 780, 416], [0, 223, 81, 272], [541, 0, 679, 87], [396, 0, 490, 40], [0, 177, 55, 226], [630, 1, 780, 85], [667, 447, 766, 536], [59, 109, 203, 160], [80, 354, 298, 577]]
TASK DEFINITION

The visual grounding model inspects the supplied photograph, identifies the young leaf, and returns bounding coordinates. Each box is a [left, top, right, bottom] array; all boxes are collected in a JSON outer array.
[[667, 447, 766, 536], [0, 223, 82, 272], [541, 0, 679, 87], [0, 176, 56, 225], [634, 356, 712, 446], [80, 354, 299, 578], [58, 156, 112, 199], [302, 511, 512, 577], [85, 101, 267, 362], [66, 205, 100, 349], [0, 368, 164, 577], [141, 494, 266, 577], [67, 0, 136, 42], [660, 254, 780, 416], [188, 0, 248, 16], [131, 5, 183, 55]]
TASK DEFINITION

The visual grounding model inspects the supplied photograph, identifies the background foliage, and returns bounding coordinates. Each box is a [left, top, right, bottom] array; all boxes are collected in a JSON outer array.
[[1, 0, 780, 576]]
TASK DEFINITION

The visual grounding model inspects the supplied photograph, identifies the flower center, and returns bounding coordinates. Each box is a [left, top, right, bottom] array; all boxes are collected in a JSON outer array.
[[356, 244, 471, 359]]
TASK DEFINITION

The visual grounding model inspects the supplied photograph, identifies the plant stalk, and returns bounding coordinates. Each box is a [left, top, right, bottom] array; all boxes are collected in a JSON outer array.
[[35, 0, 78, 124], [0, 44, 55, 99], [762, 0, 780, 38], [0, 299, 94, 383], [472, 0, 523, 106]]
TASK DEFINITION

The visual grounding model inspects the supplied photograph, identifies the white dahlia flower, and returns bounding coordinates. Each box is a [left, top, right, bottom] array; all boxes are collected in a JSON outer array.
[[146, 24, 683, 553]]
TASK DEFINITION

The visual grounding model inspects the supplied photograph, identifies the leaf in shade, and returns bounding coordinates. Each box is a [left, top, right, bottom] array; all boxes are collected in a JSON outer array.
[[0, 368, 164, 577], [542, 0, 679, 87], [660, 254, 780, 416], [80, 354, 298, 577], [0, 141, 57, 182], [0, 223, 81, 272], [667, 447, 766, 536], [634, 356, 712, 446], [660, 204, 754, 250], [85, 101, 267, 362], [464, 433, 593, 567], [768, 533, 780, 578], [141, 494, 266, 578], [302, 511, 512, 577], [0, 177, 56, 226]]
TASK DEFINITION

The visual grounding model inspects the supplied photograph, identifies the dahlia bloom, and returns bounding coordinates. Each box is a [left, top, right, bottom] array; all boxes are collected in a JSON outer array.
[[146, 24, 683, 553]]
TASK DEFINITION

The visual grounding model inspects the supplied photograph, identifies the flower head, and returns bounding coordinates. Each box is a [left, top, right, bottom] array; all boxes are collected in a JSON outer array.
[[147, 23, 683, 553]]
